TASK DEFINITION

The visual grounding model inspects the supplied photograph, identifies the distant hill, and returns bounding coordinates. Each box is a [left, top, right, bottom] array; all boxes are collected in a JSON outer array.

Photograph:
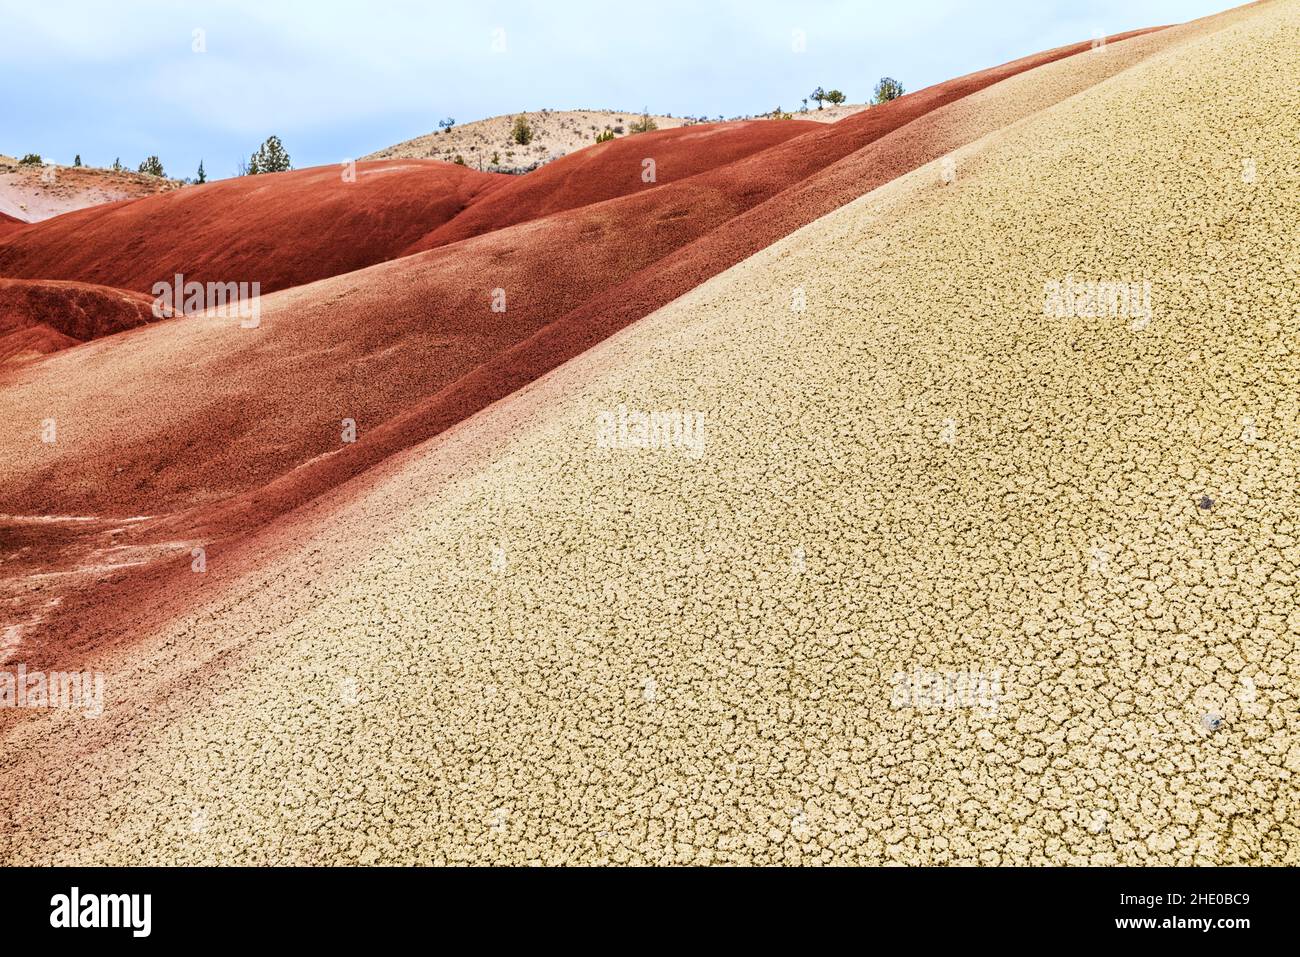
[[363, 104, 869, 172], [0, 154, 182, 222]]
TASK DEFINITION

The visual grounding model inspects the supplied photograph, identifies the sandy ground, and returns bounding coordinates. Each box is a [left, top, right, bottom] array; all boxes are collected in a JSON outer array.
[[0, 0, 1293, 865], [0, 156, 180, 222]]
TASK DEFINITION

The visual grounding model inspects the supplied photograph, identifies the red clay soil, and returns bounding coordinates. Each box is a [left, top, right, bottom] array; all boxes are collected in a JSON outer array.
[[1, 28, 1169, 670], [0, 278, 159, 363], [0, 122, 813, 296], [179, 29, 1172, 523], [0, 211, 24, 237], [0, 160, 508, 295], [411, 119, 819, 248], [0, 100, 991, 516]]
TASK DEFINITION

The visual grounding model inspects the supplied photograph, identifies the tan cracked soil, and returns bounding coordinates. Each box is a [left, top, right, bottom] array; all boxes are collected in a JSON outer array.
[[1, 0, 1298, 864]]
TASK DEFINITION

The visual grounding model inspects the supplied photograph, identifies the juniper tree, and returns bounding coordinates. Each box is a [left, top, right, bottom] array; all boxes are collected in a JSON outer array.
[[873, 77, 905, 104], [510, 115, 533, 145], [248, 135, 291, 174]]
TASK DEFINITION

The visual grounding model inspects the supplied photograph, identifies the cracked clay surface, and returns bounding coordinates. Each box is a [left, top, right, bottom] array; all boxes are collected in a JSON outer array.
[[0, 0, 1297, 865]]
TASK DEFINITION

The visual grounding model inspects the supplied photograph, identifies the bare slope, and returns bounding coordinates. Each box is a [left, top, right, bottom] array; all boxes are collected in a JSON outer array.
[[1, 1, 1295, 866], [0, 278, 160, 363], [0, 160, 506, 295], [2, 0, 1289, 868], [0, 26, 1179, 668]]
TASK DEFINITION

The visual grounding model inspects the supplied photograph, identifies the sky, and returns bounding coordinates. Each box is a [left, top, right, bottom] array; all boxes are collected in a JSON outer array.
[[0, 0, 1235, 182]]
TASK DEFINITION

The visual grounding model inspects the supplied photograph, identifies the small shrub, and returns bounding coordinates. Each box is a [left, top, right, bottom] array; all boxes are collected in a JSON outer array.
[[138, 155, 165, 177], [628, 110, 658, 134], [510, 115, 533, 145], [18, 153, 42, 165]]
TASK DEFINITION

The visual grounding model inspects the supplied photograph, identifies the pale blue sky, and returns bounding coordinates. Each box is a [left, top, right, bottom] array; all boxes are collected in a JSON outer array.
[[0, 0, 1234, 181]]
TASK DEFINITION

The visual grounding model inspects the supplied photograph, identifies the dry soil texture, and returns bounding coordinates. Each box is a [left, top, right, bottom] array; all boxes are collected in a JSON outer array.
[[0, 1, 1294, 865], [0, 279, 160, 364], [0, 25, 1180, 696], [409, 119, 820, 248]]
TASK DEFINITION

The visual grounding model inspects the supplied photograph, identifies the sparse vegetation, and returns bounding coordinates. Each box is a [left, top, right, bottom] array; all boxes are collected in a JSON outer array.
[[438, 117, 456, 133], [366, 109, 697, 173], [19, 153, 42, 166], [873, 77, 905, 104], [771, 105, 794, 120], [197, 160, 206, 184], [628, 110, 658, 134], [112, 157, 122, 171], [73, 155, 82, 167], [138, 156, 166, 177], [810, 87, 826, 109], [490, 151, 500, 166], [511, 115, 534, 145], [247, 135, 291, 175], [453, 154, 466, 166], [825, 89, 846, 106]]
